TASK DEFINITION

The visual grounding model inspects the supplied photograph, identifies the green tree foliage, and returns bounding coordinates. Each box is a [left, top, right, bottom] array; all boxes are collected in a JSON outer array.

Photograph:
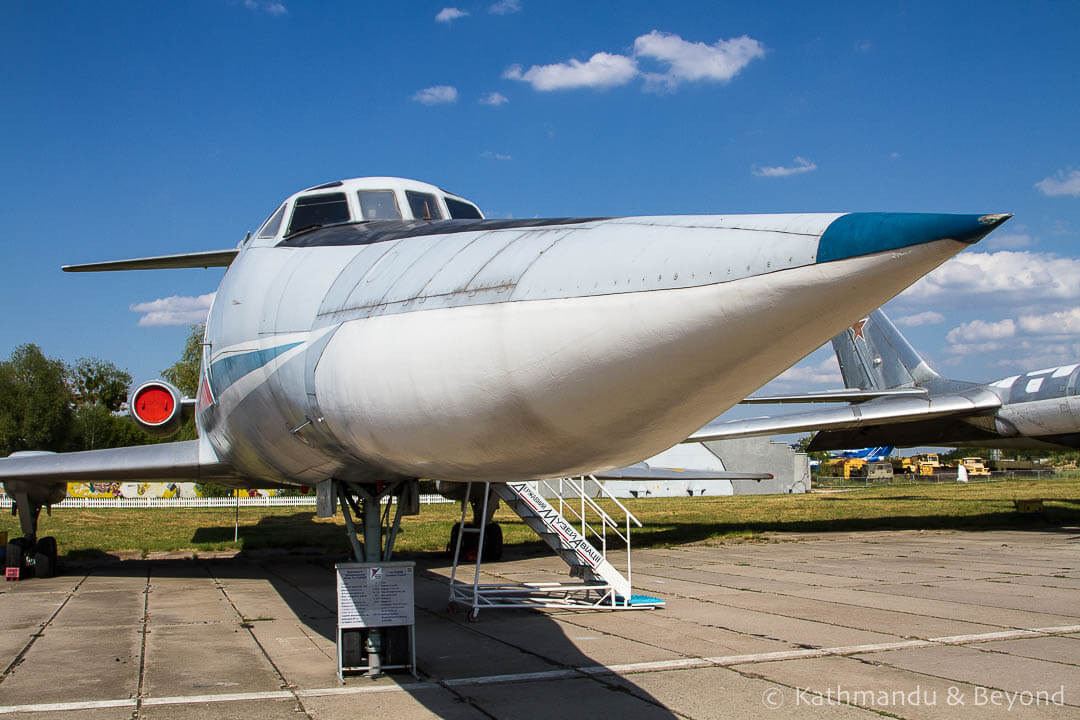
[[0, 344, 75, 455], [792, 434, 830, 462], [70, 403, 153, 451], [159, 324, 204, 441], [162, 324, 204, 397], [67, 356, 149, 451], [72, 357, 131, 411]]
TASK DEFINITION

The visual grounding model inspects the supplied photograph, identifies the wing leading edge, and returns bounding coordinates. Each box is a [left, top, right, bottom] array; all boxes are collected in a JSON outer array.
[[686, 392, 1003, 444], [62, 249, 238, 272], [739, 388, 928, 404], [0, 441, 253, 487]]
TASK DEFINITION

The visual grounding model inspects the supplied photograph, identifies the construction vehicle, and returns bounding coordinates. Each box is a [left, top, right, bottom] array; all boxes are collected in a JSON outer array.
[[899, 453, 941, 476], [822, 457, 866, 479], [959, 457, 991, 477]]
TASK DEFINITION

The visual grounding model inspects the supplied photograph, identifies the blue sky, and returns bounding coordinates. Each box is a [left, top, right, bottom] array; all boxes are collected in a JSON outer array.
[[2, 1, 1078, 413]]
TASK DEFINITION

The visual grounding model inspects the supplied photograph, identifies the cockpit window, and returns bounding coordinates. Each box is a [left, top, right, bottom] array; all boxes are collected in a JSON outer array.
[[445, 197, 482, 219], [287, 193, 351, 235], [405, 191, 443, 221], [256, 203, 287, 238], [358, 190, 402, 220]]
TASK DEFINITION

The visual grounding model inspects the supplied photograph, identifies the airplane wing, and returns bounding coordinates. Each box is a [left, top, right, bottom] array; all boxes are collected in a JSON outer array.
[[0, 441, 254, 487], [62, 249, 238, 272], [739, 388, 927, 404], [687, 392, 1002, 444], [594, 465, 773, 481]]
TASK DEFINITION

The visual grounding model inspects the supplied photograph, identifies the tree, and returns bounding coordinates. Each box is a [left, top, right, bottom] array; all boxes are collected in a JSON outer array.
[[0, 344, 75, 455], [70, 402, 153, 451], [162, 324, 204, 397], [792, 434, 829, 462], [160, 324, 204, 441], [72, 357, 131, 411]]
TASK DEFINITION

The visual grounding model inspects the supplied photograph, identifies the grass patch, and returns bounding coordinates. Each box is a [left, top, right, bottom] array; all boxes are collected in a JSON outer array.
[[2, 476, 1077, 559]]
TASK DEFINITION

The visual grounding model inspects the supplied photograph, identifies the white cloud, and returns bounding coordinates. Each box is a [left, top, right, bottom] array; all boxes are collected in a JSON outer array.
[[900, 251, 1080, 304], [505, 30, 763, 94], [634, 30, 765, 91], [481, 151, 512, 161], [243, 0, 286, 15], [503, 53, 638, 91], [984, 232, 1033, 250], [435, 7, 468, 23], [479, 91, 508, 105], [945, 318, 1016, 344], [769, 355, 842, 387], [895, 311, 944, 327], [412, 85, 458, 104], [1017, 307, 1080, 336], [489, 0, 521, 14], [131, 293, 215, 327], [946, 337, 1080, 373], [942, 308, 1080, 371], [752, 157, 817, 178], [1035, 169, 1080, 197]]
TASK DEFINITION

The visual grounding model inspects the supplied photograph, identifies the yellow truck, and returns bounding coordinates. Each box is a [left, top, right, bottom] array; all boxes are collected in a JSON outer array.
[[900, 453, 941, 476], [823, 457, 866, 479], [960, 457, 991, 477]]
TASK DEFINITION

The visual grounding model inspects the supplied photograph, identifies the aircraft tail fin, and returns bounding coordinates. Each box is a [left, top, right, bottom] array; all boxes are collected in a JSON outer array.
[[831, 309, 939, 391]]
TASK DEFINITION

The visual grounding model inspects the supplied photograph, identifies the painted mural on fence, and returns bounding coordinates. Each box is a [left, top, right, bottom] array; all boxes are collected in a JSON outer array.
[[65, 482, 278, 499]]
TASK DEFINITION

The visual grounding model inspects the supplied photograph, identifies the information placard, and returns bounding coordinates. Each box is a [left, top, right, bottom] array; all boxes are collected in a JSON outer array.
[[336, 562, 415, 629]]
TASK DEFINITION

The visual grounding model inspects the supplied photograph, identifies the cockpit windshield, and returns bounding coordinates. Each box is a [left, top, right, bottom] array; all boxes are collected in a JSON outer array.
[[358, 190, 402, 220], [405, 191, 443, 221], [256, 203, 287, 238], [445, 197, 483, 219], [287, 193, 351, 235]]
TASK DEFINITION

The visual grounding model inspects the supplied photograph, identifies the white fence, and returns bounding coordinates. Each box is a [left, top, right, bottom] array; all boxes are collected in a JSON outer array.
[[0, 494, 451, 509]]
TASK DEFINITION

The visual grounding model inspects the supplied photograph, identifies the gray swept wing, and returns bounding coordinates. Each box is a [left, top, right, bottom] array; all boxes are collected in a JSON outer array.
[[594, 466, 773, 481], [687, 391, 1002, 443], [62, 249, 238, 272], [739, 388, 928, 404], [0, 441, 244, 485]]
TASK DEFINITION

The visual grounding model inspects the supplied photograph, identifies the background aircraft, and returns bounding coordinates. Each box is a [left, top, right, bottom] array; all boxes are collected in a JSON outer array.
[[690, 309, 1080, 451], [830, 446, 894, 461]]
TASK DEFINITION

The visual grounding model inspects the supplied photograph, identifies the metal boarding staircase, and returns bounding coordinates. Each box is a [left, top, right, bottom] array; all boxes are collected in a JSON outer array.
[[448, 476, 664, 618]]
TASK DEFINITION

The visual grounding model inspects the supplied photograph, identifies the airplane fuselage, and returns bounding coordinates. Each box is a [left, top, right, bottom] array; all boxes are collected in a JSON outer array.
[[191, 178, 1008, 486]]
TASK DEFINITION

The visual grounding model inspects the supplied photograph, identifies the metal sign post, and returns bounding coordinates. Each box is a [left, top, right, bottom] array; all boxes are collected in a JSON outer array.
[[336, 561, 417, 681]]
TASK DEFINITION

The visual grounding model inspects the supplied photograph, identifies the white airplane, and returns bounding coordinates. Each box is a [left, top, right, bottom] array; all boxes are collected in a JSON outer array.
[[1, 176, 1008, 598]]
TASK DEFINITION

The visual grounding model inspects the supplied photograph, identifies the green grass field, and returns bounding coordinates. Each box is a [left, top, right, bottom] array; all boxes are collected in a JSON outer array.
[[3, 475, 1077, 560]]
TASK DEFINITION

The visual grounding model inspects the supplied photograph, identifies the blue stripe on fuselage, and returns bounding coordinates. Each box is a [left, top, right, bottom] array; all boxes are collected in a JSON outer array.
[[209, 342, 302, 395]]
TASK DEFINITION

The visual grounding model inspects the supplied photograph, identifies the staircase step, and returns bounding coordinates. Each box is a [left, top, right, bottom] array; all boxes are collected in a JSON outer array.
[[494, 481, 631, 599]]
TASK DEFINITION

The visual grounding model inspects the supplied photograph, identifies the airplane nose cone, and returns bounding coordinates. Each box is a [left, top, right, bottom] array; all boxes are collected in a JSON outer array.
[[817, 212, 1012, 263]]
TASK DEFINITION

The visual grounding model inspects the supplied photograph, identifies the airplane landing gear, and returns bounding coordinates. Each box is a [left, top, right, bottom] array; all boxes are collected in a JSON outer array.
[[5, 489, 60, 580], [331, 478, 419, 677], [439, 481, 503, 561]]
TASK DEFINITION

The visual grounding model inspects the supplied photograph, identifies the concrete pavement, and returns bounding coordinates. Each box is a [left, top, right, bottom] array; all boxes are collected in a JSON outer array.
[[1, 528, 1077, 718]]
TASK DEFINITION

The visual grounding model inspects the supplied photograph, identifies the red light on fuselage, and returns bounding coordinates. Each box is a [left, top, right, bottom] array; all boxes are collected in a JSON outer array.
[[134, 386, 174, 425]]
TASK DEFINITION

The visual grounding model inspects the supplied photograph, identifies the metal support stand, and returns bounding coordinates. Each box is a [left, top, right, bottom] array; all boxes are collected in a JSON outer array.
[[447, 482, 492, 620], [332, 478, 418, 680]]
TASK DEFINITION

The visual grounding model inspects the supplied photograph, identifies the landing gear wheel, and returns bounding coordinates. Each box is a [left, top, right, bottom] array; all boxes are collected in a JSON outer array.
[[481, 522, 503, 562], [447, 522, 463, 557], [33, 537, 57, 579], [5, 537, 28, 578], [448, 522, 503, 561]]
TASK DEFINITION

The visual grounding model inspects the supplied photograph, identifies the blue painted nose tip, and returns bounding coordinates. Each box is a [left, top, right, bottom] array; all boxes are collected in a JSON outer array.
[[817, 212, 1012, 263]]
